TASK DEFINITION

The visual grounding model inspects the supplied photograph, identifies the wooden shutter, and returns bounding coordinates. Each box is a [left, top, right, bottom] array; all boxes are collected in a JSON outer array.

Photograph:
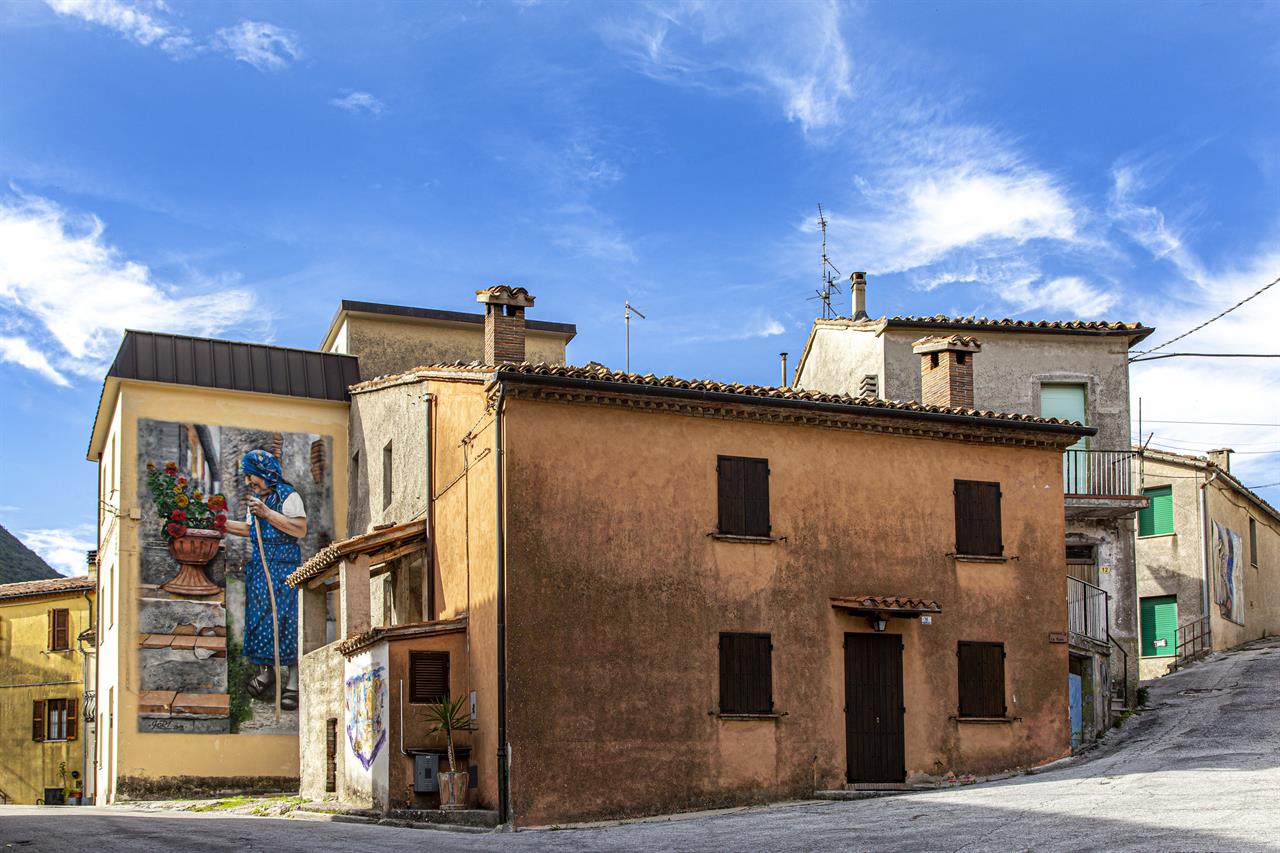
[[717, 456, 770, 537], [32, 700, 45, 742], [955, 481, 1002, 556], [409, 652, 449, 703], [47, 610, 54, 651], [1250, 518, 1258, 567], [719, 633, 772, 714], [957, 642, 1005, 717], [1140, 486, 1173, 536], [52, 609, 70, 651], [325, 718, 338, 792], [66, 698, 78, 741], [1141, 595, 1178, 658]]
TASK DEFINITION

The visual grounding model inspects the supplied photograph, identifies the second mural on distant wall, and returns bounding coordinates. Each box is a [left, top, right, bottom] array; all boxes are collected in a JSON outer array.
[[1213, 521, 1244, 626], [137, 419, 334, 734]]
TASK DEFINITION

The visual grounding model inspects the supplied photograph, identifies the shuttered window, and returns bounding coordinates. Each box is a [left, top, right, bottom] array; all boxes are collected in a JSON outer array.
[[1140, 595, 1178, 657], [36, 698, 75, 741], [1139, 486, 1173, 536], [1250, 518, 1258, 567], [409, 651, 449, 704], [957, 642, 1006, 718], [954, 480, 1002, 557], [719, 632, 772, 714], [717, 456, 770, 537], [32, 700, 44, 742], [48, 609, 70, 651], [325, 718, 338, 792]]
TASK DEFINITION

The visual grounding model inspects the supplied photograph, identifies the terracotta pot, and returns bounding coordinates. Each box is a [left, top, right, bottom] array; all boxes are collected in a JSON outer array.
[[162, 529, 224, 597], [438, 770, 469, 811]]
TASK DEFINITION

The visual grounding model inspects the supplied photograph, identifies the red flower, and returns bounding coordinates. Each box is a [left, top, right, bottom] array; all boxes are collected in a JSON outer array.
[[165, 522, 188, 539], [213, 513, 228, 530], [176, 476, 188, 487], [163, 461, 178, 475], [170, 510, 188, 522], [208, 494, 227, 511]]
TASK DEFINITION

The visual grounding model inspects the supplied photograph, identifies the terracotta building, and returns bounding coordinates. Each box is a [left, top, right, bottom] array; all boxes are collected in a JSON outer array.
[[290, 286, 1092, 826]]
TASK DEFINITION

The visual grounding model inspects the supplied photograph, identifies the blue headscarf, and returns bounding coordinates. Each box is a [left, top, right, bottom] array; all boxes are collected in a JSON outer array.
[[241, 450, 297, 506]]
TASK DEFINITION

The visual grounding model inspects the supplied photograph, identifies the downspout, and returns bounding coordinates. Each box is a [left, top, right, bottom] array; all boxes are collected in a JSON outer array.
[[1199, 469, 1218, 632], [494, 383, 510, 825], [94, 450, 103, 804], [81, 584, 93, 801], [423, 391, 435, 620]]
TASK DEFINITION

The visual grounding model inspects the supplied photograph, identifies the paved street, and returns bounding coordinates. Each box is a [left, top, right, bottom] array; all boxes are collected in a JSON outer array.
[[5, 637, 1279, 852]]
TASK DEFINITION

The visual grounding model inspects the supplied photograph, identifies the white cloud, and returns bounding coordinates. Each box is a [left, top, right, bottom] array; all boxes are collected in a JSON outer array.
[[604, 0, 853, 133], [551, 219, 637, 263], [0, 335, 70, 385], [0, 190, 258, 383], [212, 20, 302, 71], [331, 91, 386, 115], [1109, 164, 1207, 286], [45, 0, 193, 55], [19, 526, 96, 577]]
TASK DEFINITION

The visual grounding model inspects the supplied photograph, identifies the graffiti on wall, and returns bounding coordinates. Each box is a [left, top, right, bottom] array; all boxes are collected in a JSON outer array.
[[136, 419, 334, 734], [345, 664, 387, 771], [1212, 521, 1244, 626]]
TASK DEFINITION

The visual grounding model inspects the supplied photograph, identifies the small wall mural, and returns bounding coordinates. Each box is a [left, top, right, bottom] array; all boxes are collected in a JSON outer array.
[[345, 664, 387, 771], [136, 419, 334, 734], [1212, 521, 1244, 626]]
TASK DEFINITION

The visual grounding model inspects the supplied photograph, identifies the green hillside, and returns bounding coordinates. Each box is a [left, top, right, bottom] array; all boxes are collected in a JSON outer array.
[[0, 523, 61, 584]]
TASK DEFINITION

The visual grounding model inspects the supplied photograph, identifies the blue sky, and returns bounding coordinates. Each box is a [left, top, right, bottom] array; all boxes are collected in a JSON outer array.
[[1, 0, 1277, 574]]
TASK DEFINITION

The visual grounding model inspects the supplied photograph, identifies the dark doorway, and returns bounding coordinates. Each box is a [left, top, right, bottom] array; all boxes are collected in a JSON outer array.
[[845, 632, 905, 783]]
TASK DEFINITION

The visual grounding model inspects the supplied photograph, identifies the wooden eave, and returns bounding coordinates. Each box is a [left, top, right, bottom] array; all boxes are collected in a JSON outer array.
[[286, 519, 427, 588]]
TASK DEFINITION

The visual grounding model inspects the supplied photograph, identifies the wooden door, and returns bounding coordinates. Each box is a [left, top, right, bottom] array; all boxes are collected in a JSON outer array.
[[845, 633, 905, 783]]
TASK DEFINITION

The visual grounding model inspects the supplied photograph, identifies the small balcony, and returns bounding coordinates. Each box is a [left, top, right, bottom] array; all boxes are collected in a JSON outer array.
[[1067, 576, 1108, 648], [1063, 449, 1148, 518]]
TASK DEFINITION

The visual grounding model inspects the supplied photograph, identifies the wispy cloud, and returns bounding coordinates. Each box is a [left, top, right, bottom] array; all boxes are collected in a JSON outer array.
[[0, 190, 258, 384], [44, 0, 194, 56], [213, 20, 302, 71], [1108, 161, 1207, 286], [331, 91, 386, 115], [19, 525, 95, 577]]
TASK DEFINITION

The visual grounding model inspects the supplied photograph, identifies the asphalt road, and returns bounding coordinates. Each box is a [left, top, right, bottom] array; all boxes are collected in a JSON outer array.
[[5, 637, 1279, 852]]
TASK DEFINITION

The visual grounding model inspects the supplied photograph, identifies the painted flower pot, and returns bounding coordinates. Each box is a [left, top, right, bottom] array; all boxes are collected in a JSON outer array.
[[162, 529, 224, 597], [438, 770, 469, 811]]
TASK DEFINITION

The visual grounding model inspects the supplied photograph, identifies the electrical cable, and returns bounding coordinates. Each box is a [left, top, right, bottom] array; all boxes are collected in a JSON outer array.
[[1131, 272, 1280, 358]]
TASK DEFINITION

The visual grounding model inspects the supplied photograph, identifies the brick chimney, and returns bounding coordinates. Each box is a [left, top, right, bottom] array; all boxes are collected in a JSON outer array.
[[1208, 448, 1233, 472], [850, 272, 869, 320], [476, 285, 535, 364], [912, 335, 981, 409]]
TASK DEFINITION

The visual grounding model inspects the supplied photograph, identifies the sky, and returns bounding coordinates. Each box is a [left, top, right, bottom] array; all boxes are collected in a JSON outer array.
[[1, 0, 1278, 575]]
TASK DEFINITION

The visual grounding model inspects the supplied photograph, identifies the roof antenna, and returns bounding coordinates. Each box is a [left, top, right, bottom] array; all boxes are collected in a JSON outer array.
[[624, 300, 646, 374], [808, 204, 841, 319]]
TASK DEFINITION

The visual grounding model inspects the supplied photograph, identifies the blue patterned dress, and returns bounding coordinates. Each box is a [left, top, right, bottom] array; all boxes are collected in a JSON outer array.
[[241, 453, 303, 668]]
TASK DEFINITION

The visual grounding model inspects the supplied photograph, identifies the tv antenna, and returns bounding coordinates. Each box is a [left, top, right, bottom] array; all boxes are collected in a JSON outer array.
[[625, 301, 646, 373], [808, 203, 841, 319]]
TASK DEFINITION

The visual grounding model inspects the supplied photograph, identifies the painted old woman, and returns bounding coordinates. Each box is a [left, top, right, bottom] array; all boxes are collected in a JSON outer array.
[[224, 450, 306, 712]]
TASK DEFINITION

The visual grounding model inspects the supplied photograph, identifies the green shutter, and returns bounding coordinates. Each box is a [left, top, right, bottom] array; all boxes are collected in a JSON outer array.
[[1140, 486, 1173, 536], [1140, 595, 1178, 657], [1040, 384, 1088, 451]]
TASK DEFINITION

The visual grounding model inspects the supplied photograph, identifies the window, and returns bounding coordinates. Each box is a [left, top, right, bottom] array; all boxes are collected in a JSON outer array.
[[382, 441, 393, 509], [1066, 544, 1098, 585], [954, 480, 1002, 556], [32, 698, 77, 742], [1140, 595, 1178, 657], [716, 456, 770, 537], [1250, 518, 1258, 568], [325, 718, 338, 793], [718, 632, 772, 714], [409, 651, 449, 704], [1139, 486, 1173, 536], [957, 642, 1005, 718], [351, 450, 360, 506], [48, 609, 70, 651]]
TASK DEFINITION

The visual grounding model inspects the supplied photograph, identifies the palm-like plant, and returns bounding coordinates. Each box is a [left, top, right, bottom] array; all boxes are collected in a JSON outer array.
[[424, 694, 474, 774]]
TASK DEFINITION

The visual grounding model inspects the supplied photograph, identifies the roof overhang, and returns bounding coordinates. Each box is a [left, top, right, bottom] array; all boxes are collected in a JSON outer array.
[[830, 595, 942, 617], [287, 519, 427, 588]]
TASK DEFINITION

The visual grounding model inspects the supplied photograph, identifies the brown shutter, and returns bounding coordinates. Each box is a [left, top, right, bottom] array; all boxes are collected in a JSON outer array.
[[409, 652, 449, 703], [54, 609, 70, 651], [48, 610, 55, 651], [717, 456, 746, 535], [955, 481, 1002, 556], [32, 700, 45, 742], [66, 698, 78, 741], [958, 642, 1005, 717], [719, 633, 772, 714], [743, 459, 771, 537]]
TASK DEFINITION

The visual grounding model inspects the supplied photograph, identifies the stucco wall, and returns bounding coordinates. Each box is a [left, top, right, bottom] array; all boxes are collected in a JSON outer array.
[[502, 397, 1072, 827], [297, 641, 345, 801], [792, 326, 884, 397], [344, 315, 569, 381]]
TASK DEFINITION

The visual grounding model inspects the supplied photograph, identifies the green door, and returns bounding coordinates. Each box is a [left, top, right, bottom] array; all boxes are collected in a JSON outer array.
[[1041, 384, 1088, 490], [1140, 595, 1178, 657]]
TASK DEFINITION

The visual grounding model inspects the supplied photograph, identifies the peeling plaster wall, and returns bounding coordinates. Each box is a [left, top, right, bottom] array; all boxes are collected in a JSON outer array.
[[793, 326, 884, 398]]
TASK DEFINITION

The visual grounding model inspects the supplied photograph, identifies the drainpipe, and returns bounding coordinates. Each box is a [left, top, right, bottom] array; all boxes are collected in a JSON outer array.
[[493, 383, 510, 825], [81, 584, 94, 802], [1198, 469, 1218, 630], [94, 451, 103, 804], [423, 391, 435, 620]]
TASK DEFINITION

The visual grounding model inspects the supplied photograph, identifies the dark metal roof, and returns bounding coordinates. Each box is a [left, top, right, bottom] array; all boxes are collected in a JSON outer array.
[[107, 330, 360, 402], [332, 299, 578, 337]]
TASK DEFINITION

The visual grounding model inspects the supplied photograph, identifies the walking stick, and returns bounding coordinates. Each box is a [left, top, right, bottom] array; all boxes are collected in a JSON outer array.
[[252, 515, 283, 723]]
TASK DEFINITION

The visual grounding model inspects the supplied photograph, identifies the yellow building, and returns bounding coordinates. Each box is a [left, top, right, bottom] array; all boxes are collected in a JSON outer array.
[[0, 576, 96, 805]]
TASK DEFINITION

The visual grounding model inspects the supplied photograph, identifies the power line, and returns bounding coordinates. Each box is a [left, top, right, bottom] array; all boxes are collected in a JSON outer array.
[[1131, 352, 1280, 363], [1130, 419, 1280, 427], [1131, 272, 1280, 358]]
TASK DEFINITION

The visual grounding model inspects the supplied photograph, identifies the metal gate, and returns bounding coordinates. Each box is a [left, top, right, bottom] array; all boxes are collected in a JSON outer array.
[[844, 633, 905, 783]]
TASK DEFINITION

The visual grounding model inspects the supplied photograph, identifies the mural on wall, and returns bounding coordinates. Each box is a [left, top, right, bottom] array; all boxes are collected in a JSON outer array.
[[345, 664, 387, 771], [1213, 521, 1244, 626], [136, 420, 334, 734]]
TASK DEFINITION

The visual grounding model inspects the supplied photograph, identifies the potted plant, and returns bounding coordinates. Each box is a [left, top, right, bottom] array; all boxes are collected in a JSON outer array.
[[145, 461, 229, 596], [424, 695, 474, 810]]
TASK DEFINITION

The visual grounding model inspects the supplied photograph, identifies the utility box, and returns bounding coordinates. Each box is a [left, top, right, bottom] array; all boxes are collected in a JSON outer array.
[[413, 753, 440, 793]]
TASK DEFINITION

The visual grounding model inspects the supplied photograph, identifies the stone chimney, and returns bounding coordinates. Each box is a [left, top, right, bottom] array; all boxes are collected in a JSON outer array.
[[851, 272, 869, 320], [912, 335, 981, 409], [1208, 448, 1233, 472], [476, 285, 535, 364]]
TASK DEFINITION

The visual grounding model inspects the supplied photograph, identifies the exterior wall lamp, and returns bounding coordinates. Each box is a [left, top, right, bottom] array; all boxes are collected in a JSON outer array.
[[869, 614, 889, 632]]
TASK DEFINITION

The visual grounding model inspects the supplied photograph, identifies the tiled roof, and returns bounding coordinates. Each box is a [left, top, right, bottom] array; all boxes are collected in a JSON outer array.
[[821, 315, 1154, 341], [830, 595, 942, 613], [286, 520, 427, 587], [1137, 447, 1280, 525], [335, 616, 468, 657], [0, 575, 95, 602]]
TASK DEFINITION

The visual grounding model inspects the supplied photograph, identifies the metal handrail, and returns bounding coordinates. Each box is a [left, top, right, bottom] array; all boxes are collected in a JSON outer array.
[[1064, 448, 1137, 497], [1108, 631, 1130, 707], [1174, 616, 1212, 669]]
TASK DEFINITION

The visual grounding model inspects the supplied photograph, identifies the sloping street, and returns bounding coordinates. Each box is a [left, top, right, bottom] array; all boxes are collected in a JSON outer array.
[[5, 636, 1279, 852]]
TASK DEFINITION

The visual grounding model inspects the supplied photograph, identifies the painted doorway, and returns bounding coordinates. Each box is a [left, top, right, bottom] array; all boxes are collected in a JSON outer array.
[[1041, 384, 1088, 491], [844, 633, 905, 783], [1069, 672, 1083, 751]]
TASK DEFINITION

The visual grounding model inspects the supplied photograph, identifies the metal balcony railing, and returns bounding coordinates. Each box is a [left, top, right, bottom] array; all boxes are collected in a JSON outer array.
[[1067, 576, 1108, 644], [83, 690, 96, 723], [1064, 449, 1137, 497]]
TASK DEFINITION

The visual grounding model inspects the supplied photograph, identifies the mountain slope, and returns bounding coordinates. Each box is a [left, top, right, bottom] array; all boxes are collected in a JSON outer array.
[[0, 523, 61, 583]]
